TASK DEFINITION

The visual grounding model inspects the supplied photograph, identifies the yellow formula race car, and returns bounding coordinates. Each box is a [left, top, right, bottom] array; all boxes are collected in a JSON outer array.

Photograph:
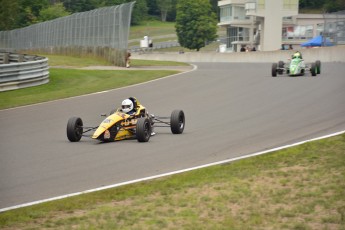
[[66, 97, 185, 143]]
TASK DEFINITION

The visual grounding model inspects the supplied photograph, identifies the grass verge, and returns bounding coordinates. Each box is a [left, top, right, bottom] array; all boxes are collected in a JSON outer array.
[[129, 59, 189, 67], [0, 68, 179, 110], [129, 21, 176, 40], [43, 54, 113, 67], [0, 54, 188, 110], [0, 133, 344, 229], [43, 54, 189, 67]]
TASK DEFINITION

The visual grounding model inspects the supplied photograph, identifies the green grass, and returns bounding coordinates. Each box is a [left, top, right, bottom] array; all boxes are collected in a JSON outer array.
[[0, 68, 179, 110], [0, 54, 189, 110], [44, 54, 113, 67], [42, 54, 188, 67], [1, 133, 344, 229], [129, 21, 176, 40]]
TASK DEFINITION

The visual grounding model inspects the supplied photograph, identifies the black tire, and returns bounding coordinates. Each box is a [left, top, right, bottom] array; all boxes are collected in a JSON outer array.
[[67, 117, 83, 142], [311, 63, 317, 76], [316, 60, 321, 74], [136, 117, 151, 142], [278, 61, 284, 75], [271, 63, 277, 77], [170, 110, 185, 134], [278, 61, 284, 68]]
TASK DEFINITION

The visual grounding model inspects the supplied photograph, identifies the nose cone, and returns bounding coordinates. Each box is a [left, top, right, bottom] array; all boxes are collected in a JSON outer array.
[[92, 126, 107, 139]]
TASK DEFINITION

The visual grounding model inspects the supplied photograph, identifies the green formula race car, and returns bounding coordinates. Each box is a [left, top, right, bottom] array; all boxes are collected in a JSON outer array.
[[272, 57, 321, 77]]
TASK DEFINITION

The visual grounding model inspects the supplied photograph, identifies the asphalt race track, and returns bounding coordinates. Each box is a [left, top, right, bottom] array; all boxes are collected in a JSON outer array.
[[1, 62, 345, 209]]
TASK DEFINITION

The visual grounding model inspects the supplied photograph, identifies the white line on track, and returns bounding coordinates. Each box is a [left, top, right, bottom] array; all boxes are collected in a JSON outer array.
[[1, 129, 344, 213]]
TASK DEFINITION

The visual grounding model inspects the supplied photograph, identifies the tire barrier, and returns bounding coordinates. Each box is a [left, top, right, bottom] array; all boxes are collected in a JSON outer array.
[[0, 53, 49, 92]]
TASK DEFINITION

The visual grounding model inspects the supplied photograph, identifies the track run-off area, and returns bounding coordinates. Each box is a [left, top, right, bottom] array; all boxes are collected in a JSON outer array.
[[0, 61, 345, 210]]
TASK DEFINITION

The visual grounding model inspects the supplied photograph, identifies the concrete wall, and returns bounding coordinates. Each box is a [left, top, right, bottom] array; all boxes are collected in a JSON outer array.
[[131, 46, 345, 63], [261, 0, 284, 51]]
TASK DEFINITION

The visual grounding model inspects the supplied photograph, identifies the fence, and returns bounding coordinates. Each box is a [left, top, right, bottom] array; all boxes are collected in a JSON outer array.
[[0, 2, 135, 66], [323, 10, 345, 45], [0, 53, 49, 92]]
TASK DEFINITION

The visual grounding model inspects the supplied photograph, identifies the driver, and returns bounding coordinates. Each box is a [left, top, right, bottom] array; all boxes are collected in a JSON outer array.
[[120, 97, 156, 136], [292, 51, 303, 59], [121, 98, 136, 115]]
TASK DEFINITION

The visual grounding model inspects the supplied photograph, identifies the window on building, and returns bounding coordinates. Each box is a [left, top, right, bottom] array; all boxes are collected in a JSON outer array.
[[226, 26, 251, 51], [233, 6, 246, 20], [316, 23, 324, 36], [257, 0, 265, 9], [220, 5, 232, 23], [282, 25, 314, 40], [283, 0, 298, 10], [245, 2, 256, 11]]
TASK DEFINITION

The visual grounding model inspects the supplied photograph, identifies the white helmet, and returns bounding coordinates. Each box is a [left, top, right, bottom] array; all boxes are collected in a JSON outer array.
[[121, 99, 133, 113]]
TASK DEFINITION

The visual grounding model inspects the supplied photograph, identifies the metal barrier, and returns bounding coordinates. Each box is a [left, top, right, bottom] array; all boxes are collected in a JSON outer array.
[[0, 53, 49, 92]]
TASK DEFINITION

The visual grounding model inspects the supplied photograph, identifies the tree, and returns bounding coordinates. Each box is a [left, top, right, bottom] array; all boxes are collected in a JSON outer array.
[[324, 0, 345, 12], [130, 0, 148, 25], [62, 0, 99, 13], [38, 3, 70, 21], [146, 0, 159, 17], [299, 0, 324, 9], [166, 0, 177, 21], [175, 0, 217, 51], [98, 0, 148, 25], [0, 0, 19, 30], [157, 0, 172, 22], [16, 0, 49, 27], [209, 0, 219, 15]]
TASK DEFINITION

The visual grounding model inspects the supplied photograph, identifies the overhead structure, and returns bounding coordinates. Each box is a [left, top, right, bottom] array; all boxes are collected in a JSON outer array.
[[218, 0, 299, 51]]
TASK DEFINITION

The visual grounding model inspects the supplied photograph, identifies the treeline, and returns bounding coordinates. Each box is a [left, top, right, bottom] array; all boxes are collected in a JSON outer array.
[[299, 0, 345, 12], [0, 0, 344, 31]]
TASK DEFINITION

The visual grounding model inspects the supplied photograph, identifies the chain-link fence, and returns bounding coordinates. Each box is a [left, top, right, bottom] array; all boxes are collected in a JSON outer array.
[[323, 10, 345, 45], [0, 2, 135, 66]]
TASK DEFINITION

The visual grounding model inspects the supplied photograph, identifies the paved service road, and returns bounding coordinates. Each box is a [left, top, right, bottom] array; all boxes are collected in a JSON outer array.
[[1, 63, 345, 209]]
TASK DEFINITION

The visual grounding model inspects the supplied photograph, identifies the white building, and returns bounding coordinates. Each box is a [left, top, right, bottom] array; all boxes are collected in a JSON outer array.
[[218, 0, 345, 52]]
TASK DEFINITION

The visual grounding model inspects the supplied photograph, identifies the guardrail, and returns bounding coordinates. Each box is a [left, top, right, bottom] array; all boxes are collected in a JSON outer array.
[[0, 53, 49, 92]]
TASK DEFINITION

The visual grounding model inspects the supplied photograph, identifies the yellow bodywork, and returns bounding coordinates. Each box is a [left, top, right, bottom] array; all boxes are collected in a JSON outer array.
[[92, 100, 147, 141]]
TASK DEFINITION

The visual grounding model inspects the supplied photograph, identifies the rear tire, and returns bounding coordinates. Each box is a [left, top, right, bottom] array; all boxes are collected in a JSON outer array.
[[171, 110, 185, 134], [311, 63, 317, 76], [271, 63, 277, 77], [315, 60, 321, 74], [136, 117, 151, 142], [67, 117, 83, 142]]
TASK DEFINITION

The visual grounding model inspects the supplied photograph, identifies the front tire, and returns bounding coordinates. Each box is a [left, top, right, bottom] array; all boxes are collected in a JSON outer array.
[[67, 117, 83, 142], [171, 110, 185, 134], [271, 63, 277, 77], [136, 118, 151, 142]]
